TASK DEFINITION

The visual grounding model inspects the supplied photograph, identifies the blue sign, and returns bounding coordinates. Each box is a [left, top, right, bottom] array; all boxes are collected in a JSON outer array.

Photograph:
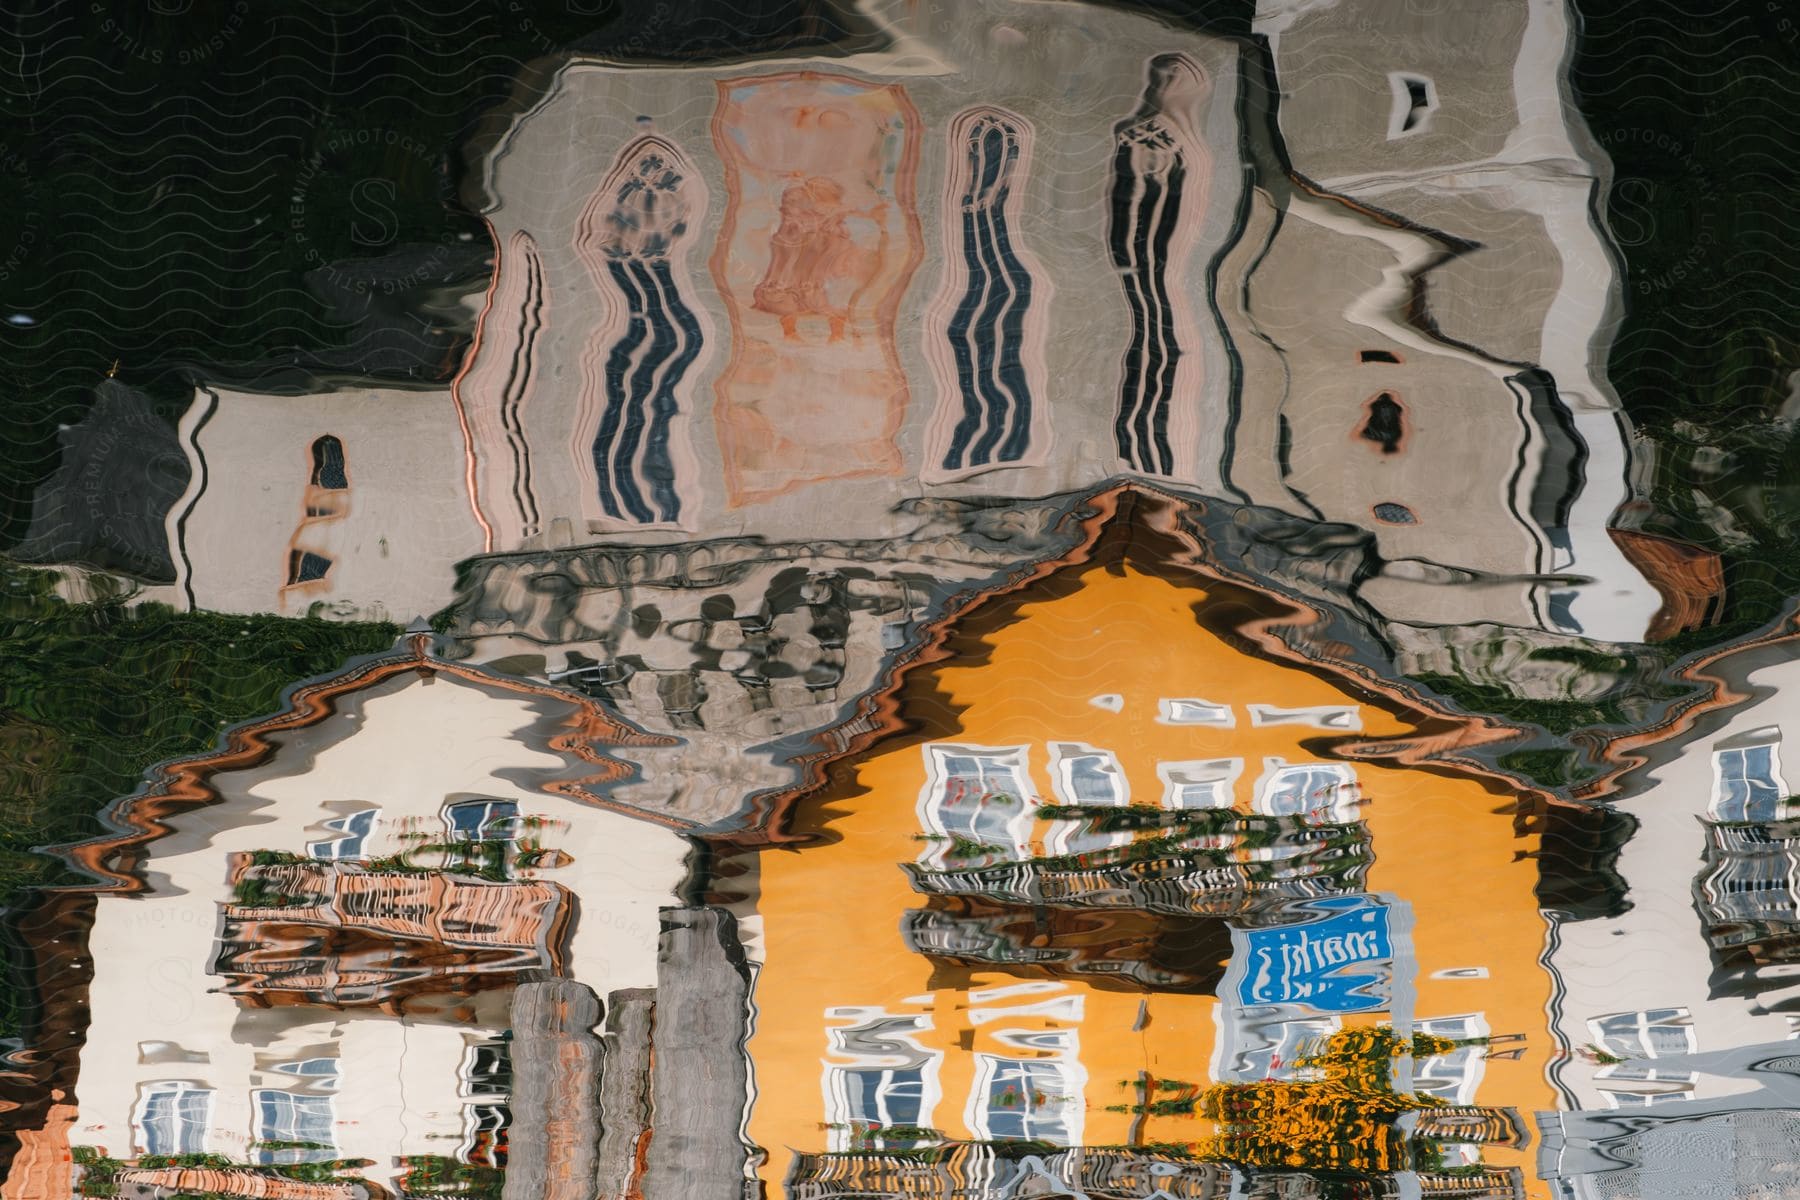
[[1236, 896, 1394, 1014]]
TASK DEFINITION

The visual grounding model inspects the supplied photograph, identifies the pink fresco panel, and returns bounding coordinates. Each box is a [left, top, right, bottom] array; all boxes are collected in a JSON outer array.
[[710, 72, 924, 507]]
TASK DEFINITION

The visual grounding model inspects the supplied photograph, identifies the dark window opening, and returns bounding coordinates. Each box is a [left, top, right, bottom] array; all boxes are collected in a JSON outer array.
[[1402, 78, 1431, 130], [1373, 502, 1417, 525], [287, 550, 332, 584], [1359, 393, 1406, 454], [310, 436, 348, 490], [1393, 74, 1436, 135], [1358, 349, 1400, 364]]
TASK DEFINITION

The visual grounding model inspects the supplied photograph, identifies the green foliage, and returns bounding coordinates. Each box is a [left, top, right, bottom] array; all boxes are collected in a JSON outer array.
[[137, 1154, 236, 1170], [1414, 672, 1634, 738], [1495, 748, 1600, 790], [0, 561, 396, 1035], [399, 1154, 506, 1198], [71, 1146, 124, 1197], [74, 1145, 372, 1197]]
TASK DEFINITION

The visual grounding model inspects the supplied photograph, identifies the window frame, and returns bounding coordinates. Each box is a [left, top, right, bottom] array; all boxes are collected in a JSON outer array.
[[307, 808, 379, 861], [133, 1081, 213, 1157], [1246, 704, 1361, 732], [1710, 742, 1788, 823], [250, 1086, 336, 1165], [821, 1009, 940, 1152], [1253, 758, 1361, 823], [1156, 698, 1234, 727], [1156, 758, 1243, 810], [966, 1033, 1085, 1147], [917, 744, 1037, 869], [443, 799, 521, 844]]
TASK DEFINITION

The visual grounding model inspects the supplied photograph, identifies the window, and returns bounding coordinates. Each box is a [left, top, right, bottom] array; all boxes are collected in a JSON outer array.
[[1711, 743, 1788, 823], [1358, 393, 1405, 454], [1413, 1015, 1489, 1105], [1157, 698, 1234, 727], [587, 137, 701, 526], [932, 108, 1039, 476], [918, 745, 1036, 868], [1372, 502, 1417, 525], [969, 1030, 1084, 1146], [1247, 704, 1361, 732], [459, 1039, 511, 1167], [1224, 1016, 1340, 1084], [1256, 760, 1360, 823], [252, 1087, 335, 1164], [1107, 55, 1206, 476], [823, 1009, 938, 1152], [1598, 1076, 1696, 1108], [827, 1066, 933, 1150], [1042, 743, 1133, 856], [1588, 1008, 1696, 1061], [134, 1082, 212, 1156], [1387, 72, 1438, 138], [308, 808, 378, 860], [968, 990, 1085, 1027], [462, 1040, 513, 1097], [444, 799, 520, 843], [463, 1102, 509, 1168], [309, 436, 348, 490], [1157, 758, 1241, 810], [286, 550, 332, 584], [270, 1057, 341, 1084], [1048, 743, 1129, 807]]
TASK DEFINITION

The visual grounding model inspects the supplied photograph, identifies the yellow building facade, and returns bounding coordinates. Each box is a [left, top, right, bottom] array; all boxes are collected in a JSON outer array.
[[741, 532, 1558, 1194]]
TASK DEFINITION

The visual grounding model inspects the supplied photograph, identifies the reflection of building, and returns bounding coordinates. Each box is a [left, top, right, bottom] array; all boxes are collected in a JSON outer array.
[[1247, 0, 1658, 641], [61, 634, 692, 1196], [725, 499, 1555, 1195], [165, 387, 484, 621], [456, 1, 1241, 551], [1540, 1107, 1800, 1200], [110, 0, 1666, 646], [1545, 645, 1800, 1118], [1537, 635, 1800, 1197], [451, 0, 1652, 638], [443, 495, 1097, 825]]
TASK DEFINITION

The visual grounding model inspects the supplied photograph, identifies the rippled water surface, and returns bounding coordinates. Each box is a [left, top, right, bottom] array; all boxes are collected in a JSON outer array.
[[3, 2, 1799, 1197]]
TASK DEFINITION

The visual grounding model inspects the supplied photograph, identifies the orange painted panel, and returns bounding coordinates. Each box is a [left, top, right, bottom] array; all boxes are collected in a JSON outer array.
[[710, 72, 923, 505]]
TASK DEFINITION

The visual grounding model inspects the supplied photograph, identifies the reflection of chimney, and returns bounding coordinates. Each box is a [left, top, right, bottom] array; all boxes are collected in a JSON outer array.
[[595, 988, 655, 1200], [505, 979, 602, 1200], [642, 907, 754, 1200]]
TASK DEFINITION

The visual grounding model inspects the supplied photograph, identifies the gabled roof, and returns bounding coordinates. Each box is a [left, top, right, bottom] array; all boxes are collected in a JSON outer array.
[[54, 632, 688, 895], [714, 483, 1541, 853]]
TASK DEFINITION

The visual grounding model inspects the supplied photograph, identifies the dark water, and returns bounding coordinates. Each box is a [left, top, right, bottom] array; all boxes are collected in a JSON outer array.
[[1, 2, 1798, 1197]]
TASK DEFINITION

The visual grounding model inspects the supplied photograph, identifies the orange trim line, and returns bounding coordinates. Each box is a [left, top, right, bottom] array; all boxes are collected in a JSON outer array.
[[53, 633, 690, 894], [451, 219, 502, 553], [714, 482, 1547, 852]]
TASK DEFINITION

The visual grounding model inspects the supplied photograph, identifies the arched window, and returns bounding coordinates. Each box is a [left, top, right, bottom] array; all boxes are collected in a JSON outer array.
[[286, 550, 332, 585], [309, 435, 348, 490], [1359, 393, 1406, 454]]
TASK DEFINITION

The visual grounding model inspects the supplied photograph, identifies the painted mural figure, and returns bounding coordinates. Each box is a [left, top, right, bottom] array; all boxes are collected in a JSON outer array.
[[752, 176, 888, 343], [711, 72, 922, 505]]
